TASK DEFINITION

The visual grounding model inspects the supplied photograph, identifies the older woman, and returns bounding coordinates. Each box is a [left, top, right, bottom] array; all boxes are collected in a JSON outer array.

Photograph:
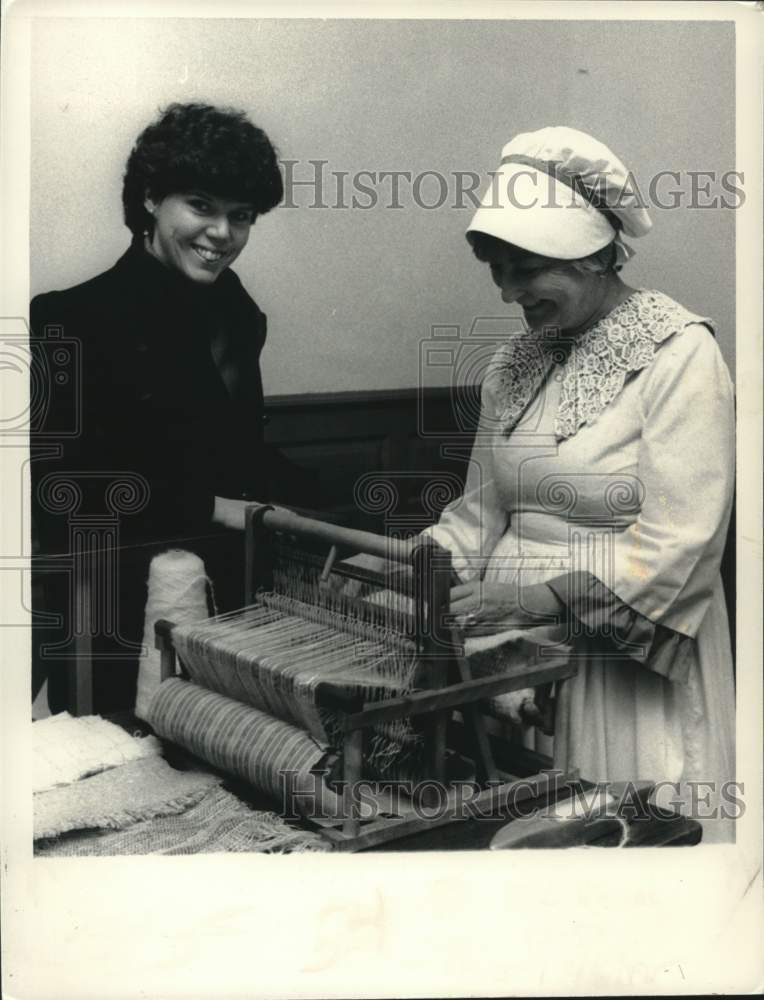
[[428, 127, 735, 838], [31, 102, 302, 713]]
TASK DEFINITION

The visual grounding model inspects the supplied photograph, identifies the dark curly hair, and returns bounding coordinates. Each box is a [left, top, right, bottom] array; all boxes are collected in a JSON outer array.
[[122, 102, 284, 238]]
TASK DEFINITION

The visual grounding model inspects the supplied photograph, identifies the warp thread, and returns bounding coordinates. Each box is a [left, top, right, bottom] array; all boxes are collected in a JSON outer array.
[[170, 595, 426, 780], [135, 549, 212, 720]]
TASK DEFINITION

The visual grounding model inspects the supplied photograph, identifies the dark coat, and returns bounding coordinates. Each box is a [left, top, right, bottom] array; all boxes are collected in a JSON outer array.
[[30, 240, 272, 552], [30, 240, 315, 712]]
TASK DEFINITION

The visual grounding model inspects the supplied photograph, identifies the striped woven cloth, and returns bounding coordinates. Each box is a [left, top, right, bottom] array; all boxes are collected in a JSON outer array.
[[145, 678, 325, 802]]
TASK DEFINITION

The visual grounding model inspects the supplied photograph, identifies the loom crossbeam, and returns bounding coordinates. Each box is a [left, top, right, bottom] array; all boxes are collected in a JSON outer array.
[[334, 662, 574, 732]]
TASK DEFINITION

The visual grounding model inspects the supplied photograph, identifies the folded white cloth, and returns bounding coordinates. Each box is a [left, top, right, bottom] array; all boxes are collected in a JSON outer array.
[[33, 711, 161, 793], [33, 755, 220, 841]]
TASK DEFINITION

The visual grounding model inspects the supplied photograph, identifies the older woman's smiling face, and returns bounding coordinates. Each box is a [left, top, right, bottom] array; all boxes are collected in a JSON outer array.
[[488, 247, 603, 334], [145, 191, 255, 284]]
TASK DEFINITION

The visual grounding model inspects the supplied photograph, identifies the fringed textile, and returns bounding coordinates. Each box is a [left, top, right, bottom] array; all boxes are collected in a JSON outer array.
[[33, 755, 220, 840], [35, 787, 331, 856], [33, 711, 162, 794]]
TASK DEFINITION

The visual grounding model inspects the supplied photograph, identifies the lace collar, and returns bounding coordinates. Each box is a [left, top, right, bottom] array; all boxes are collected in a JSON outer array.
[[487, 289, 713, 440]]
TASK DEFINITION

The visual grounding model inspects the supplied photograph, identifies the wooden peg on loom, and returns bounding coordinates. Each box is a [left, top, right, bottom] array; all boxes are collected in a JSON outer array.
[[244, 503, 275, 603], [319, 545, 339, 588]]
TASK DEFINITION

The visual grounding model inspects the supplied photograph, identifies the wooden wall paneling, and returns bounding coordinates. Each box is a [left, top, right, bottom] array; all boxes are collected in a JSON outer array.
[[264, 387, 478, 532]]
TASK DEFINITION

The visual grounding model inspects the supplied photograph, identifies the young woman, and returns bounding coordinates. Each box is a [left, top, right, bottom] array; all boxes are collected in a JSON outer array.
[[31, 102, 300, 713]]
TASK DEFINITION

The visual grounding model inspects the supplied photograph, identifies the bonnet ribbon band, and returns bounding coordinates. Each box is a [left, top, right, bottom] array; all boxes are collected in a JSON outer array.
[[499, 153, 623, 231], [498, 153, 635, 265]]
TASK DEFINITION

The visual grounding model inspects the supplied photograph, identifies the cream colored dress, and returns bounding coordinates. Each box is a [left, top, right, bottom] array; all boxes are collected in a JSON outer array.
[[427, 290, 736, 839]]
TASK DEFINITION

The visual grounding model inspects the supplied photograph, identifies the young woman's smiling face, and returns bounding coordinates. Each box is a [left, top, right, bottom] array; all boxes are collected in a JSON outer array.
[[488, 246, 603, 334], [144, 191, 255, 284]]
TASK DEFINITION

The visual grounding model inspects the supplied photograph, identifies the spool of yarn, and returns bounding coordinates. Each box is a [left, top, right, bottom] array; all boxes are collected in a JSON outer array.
[[134, 549, 211, 720]]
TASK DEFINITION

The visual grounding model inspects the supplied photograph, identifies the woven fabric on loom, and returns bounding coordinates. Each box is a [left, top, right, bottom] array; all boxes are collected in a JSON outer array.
[[145, 677, 325, 801], [35, 787, 330, 856], [33, 711, 162, 793], [172, 594, 418, 736], [34, 755, 220, 841], [169, 591, 426, 779]]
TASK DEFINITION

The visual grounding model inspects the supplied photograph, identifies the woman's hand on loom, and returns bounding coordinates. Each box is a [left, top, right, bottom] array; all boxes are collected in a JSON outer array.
[[212, 496, 257, 531], [449, 581, 564, 634], [492, 688, 543, 727]]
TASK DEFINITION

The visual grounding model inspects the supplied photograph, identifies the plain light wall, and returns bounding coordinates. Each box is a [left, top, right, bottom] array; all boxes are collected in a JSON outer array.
[[31, 17, 736, 392]]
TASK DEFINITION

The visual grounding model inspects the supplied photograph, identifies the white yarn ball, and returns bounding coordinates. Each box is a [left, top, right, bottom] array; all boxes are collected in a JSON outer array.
[[134, 549, 210, 720]]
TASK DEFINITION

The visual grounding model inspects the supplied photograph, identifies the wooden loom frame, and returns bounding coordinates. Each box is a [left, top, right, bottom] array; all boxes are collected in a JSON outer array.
[[154, 504, 577, 852]]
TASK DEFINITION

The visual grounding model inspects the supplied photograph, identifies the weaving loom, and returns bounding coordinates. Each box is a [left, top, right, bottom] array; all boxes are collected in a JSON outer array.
[[147, 505, 577, 851]]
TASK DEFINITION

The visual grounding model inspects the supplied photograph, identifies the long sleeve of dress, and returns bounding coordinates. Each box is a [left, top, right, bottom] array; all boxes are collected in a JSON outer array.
[[543, 324, 734, 679], [588, 325, 734, 635]]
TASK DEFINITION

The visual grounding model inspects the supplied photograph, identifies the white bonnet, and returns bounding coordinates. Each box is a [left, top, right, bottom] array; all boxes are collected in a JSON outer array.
[[467, 126, 652, 264]]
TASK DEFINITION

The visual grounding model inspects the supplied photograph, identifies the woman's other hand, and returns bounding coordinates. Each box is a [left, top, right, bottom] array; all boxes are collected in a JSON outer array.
[[491, 688, 543, 726], [449, 580, 564, 634]]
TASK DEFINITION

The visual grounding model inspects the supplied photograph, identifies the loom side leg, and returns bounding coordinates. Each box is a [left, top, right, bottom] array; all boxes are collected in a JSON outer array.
[[245, 503, 275, 603], [154, 619, 177, 681], [413, 709, 448, 811], [411, 538, 453, 808], [70, 575, 93, 716], [453, 646, 499, 784], [425, 712, 448, 788], [342, 727, 363, 839]]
